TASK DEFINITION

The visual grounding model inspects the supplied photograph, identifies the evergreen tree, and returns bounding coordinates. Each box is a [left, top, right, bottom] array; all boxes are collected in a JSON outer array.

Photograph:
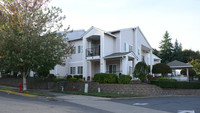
[[172, 39, 183, 61], [159, 31, 173, 63]]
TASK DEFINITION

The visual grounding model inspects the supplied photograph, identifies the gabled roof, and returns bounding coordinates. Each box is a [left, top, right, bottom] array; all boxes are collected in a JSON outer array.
[[153, 54, 161, 60], [61, 30, 85, 41], [104, 52, 138, 59], [167, 60, 193, 69], [104, 52, 131, 59], [108, 27, 152, 49]]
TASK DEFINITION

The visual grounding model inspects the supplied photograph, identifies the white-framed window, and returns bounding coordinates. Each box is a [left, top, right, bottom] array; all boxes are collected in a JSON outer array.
[[129, 45, 133, 52], [72, 47, 76, 54], [77, 66, 83, 74], [70, 67, 76, 74], [78, 46, 83, 53], [109, 65, 116, 73]]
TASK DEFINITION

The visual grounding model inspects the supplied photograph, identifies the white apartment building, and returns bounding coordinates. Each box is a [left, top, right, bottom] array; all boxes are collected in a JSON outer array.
[[50, 26, 161, 79]]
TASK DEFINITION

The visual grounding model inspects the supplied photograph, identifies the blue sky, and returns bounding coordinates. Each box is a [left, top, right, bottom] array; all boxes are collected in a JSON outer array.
[[50, 0, 200, 51]]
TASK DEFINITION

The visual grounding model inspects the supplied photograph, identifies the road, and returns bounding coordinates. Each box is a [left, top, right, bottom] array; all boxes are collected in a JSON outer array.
[[0, 90, 200, 113], [111, 96, 200, 113], [0, 91, 110, 113]]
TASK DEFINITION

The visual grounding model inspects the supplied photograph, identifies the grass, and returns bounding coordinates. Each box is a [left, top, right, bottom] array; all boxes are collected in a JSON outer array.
[[54, 91, 142, 98], [0, 87, 55, 97]]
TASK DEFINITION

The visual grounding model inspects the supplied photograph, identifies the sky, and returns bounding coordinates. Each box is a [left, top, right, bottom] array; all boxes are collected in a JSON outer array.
[[50, 0, 200, 51]]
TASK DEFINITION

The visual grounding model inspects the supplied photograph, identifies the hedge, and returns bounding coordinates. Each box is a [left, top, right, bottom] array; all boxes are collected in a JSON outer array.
[[118, 75, 132, 84], [151, 79, 200, 89], [94, 73, 118, 83]]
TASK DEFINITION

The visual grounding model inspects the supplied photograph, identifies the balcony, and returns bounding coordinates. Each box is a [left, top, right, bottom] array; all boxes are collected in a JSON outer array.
[[86, 46, 100, 57]]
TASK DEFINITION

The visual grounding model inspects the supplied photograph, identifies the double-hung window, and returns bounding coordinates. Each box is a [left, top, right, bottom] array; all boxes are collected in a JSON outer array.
[[77, 66, 83, 74], [70, 67, 76, 74]]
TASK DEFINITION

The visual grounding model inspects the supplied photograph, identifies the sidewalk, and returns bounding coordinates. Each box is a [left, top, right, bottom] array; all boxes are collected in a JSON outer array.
[[0, 85, 170, 113]]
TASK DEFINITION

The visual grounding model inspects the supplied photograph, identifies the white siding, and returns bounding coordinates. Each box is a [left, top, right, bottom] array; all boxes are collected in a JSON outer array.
[[104, 35, 115, 56]]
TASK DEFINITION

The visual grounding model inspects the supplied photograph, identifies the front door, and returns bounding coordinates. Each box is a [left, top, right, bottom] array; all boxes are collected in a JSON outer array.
[[109, 65, 116, 73]]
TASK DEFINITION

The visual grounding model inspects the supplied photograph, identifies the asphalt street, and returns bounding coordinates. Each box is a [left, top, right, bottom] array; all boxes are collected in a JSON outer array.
[[111, 96, 200, 113], [0, 90, 200, 113], [0, 91, 111, 113]]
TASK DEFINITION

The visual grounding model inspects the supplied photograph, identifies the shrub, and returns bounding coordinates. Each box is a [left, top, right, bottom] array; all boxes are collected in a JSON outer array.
[[69, 77, 77, 82], [1, 74, 14, 78], [150, 80, 200, 89], [53, 78, 66, 82], [78, 75, 83, 79], [73, 75, 79, 79], [118, 75, 131, 84], [78, 78, 83, 82], [152, 63, 172, 76], [94, 73, 118, 83], [133, 62, 148, 82], [66, 75, 72, 80], [48, 74, 56, 79], [147, 74, 153, 81]]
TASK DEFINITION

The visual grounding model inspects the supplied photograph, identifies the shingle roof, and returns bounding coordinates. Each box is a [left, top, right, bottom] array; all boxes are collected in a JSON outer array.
[[167, 60, 193, 69], [60, 30, 85, 41], [104, 52, 131, 59]]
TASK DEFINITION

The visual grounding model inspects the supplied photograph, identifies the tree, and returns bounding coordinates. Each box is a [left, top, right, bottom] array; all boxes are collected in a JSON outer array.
[[172, 39, 183, 61], [182, 49, 199, 63], [180, 69, 196, 81], [159, 31, 173, 63], [152, 48, 160, 57], [152, 63, 172, 77], [0, 0, 73, 90], [133, 62, 148, 82]]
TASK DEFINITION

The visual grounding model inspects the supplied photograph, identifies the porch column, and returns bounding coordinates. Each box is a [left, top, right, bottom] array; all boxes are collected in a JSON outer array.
[[100, 59, 106, 73], [88, 61, 92, 78], [83, 60, 87, 80], [150, 49, 153, 74], [122, 56, 128, 75], [186, 68, 189, 82]]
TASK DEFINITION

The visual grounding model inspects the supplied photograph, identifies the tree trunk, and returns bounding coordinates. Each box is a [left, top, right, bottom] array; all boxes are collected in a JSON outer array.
[[23, 71, 27, 91]]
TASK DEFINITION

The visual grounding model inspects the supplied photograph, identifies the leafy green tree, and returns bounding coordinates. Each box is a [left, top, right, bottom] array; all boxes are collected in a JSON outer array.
[[172, 39, 183, 61], [182, 49, 199, 63], [133, 62, 148, 82], [159, 31, 174, 63], [0, 0, 73, 90]]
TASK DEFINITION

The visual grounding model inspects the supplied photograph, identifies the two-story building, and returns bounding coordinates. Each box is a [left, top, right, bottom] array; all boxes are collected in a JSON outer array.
[[50, 26, 161, 79]]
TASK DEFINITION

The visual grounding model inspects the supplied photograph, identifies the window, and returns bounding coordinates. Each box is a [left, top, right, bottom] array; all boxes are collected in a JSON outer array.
[[129, 45, 133, 52], [77, 66, 83, 74], [109, 65, 116, 73], [70, 67, 76, 74], [78, 46, 83, 53], [72, 47, 76, 54]]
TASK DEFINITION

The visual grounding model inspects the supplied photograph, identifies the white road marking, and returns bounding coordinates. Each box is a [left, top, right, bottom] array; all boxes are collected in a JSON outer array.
[[133, 103, 149, 106], [178, 110, 195, 113]]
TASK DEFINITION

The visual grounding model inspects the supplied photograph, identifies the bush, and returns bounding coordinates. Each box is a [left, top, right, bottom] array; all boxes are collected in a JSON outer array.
[[66, 75, 72, 80], [147, 74, 153, 81], [53, 78, 66, 82], [48, 74, 56, 79], [150, 79, 200, 89], [73, 75, 79, 79], [118, 75, 131, 84], [133, 62, 148, 82], [152, 63, 172, 76], [94, 73, 118, 83], [69, 77, 77, 82]]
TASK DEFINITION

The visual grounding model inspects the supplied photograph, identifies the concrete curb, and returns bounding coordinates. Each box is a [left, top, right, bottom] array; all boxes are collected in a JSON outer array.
[[0, 90, 37, 98]]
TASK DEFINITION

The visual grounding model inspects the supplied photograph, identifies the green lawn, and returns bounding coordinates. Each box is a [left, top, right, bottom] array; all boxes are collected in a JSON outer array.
[[54, 91, 143, 98], [0, 87, 55, 97]]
